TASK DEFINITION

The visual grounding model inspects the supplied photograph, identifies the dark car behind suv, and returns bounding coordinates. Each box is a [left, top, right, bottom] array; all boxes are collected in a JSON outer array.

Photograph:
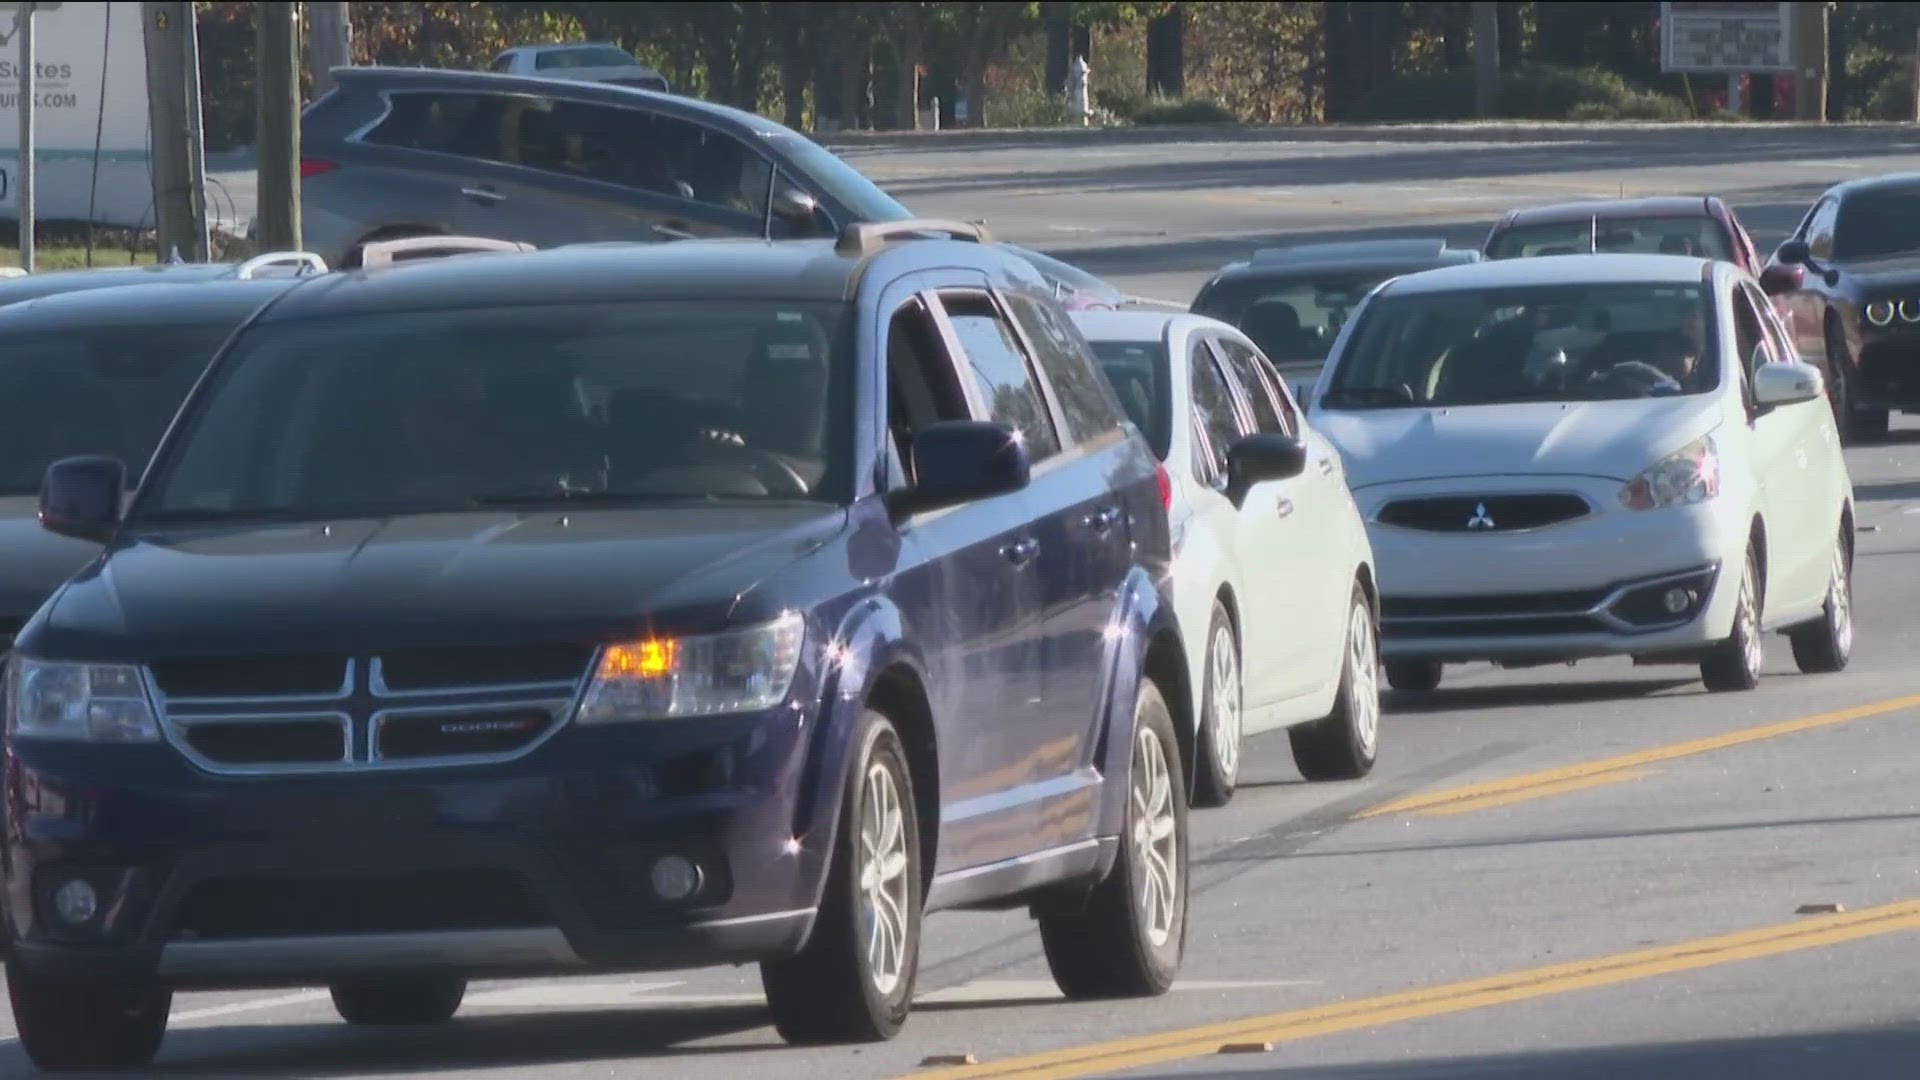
[[1760, 172, 1920, 442], [295, 66, 915, 267], [3, 223, 1212, 1070]]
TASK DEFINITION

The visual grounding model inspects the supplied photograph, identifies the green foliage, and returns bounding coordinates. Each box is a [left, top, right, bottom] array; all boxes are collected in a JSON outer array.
[[1349, 62, 1691, 122], [1122, 93, 1236, 124]]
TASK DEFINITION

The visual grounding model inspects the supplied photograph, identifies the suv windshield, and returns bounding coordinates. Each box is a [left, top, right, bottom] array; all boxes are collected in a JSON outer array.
[[0, 321, 231, 497], [1194, 275, 1387, 361], [1322, 283, 1717, 410], [1486, 217, 1733, 261], [768, 136, 913, 225], [1087, 339, 1172, 458], [1834, 188, 1920, 262], [136, 300, 852, 523]]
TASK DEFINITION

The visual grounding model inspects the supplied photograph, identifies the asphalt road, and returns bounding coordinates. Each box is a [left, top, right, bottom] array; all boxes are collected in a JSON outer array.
[[12, 126, 1920, 1078]]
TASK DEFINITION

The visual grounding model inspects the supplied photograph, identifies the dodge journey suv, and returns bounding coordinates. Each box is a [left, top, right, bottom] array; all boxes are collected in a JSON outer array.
[[3, 222, 1217, 1070]]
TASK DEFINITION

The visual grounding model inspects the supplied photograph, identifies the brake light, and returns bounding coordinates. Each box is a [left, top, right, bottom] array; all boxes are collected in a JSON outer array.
[[299, 157, 339, 179], [1155, 464, 1172, 511]]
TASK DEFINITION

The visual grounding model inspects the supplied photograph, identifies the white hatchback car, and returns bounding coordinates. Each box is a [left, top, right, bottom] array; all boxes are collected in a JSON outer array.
[[1308, 254, 1856, 693], [1076, 311, 1381, 806]]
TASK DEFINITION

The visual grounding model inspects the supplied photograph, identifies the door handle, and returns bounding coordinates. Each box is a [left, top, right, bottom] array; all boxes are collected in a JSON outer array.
[[1000, 536, 1041, 567], [1275, 497, 1296, 518], [654, 221, 695, 241], [1315, 456, 1335, 477], [460, 185, 505, 205], [1083, 505, 1122, 535]]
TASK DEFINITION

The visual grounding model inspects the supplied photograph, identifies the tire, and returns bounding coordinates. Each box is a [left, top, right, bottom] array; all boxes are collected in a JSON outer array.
[[762, 709, 921, 1044], [7, 965, 171, 1071], [1037, 677, 1187, 1000], [1384, 660, 1443, 693], [1790, 525, 1854, 674], [1190, 601, 1242, 809], [1291, 583, 1382, 782], [329, 975, 466, 1025], [1826, 322, 1888, 444], [1701, 544, 1765, 692]]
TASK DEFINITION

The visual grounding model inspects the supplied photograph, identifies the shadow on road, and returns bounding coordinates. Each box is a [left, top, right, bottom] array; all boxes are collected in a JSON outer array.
[[1852, 478, 1920, 503], [1385, 678, 1698, 715], [1120, 1025, 1920, 1079]]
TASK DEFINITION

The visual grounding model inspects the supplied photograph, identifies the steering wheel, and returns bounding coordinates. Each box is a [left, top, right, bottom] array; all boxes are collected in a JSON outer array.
[[744, 450, 810, 497]]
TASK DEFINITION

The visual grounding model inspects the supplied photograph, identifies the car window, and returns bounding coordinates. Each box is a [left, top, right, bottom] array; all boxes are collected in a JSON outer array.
[[1805, 199, 1840, 260], [884, 297, 973, 488], [1212, 335, 1294, 437], [1833, 186, 1920, 262], [759, 132, 914, 224], [0, 320, 235, 496], [1191, 274, 1384, 362], [1486, 217, 1734, 261], [1188, 337, 1246, 483], [1002, 291, 1128, 445], [937, 292, 1061, 461], [1322, 282, 1718, 410], [1087, 338, 1172, 460], [490, 54, 516, 73], [535, 45, 637, 70], [1743, 282, 1793, 365], [137, 300, 854, 522], [1730, 284, 1770, 377]]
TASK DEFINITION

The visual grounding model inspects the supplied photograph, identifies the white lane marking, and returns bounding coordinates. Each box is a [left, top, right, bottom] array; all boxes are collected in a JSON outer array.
[[458, 977, 1315, 1010], [171, 989, 333, 1024]]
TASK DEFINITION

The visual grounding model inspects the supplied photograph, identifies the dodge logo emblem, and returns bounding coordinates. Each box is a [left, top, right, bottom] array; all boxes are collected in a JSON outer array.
[[1466, 503, 1496, 530]]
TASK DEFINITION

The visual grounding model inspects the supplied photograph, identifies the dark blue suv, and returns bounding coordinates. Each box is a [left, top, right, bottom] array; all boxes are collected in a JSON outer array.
[[4, 222, 1211, 1070]]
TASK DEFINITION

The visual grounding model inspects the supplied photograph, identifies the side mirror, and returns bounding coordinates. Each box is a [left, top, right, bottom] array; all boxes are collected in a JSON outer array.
[[1225, 433, 1307, 503], [40, 455, 126, 542], [888, 421, 1030, 516], [1775, 239, 1811, 265], [1751, 361, 1824, 410], [1757, 262, 1804, 295], [771, 186, 821, 224]]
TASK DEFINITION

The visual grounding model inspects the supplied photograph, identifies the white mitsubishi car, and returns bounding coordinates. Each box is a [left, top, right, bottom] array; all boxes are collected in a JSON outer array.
[[1076, 311, 1380, 806], [1309, 254, 1856, 694]]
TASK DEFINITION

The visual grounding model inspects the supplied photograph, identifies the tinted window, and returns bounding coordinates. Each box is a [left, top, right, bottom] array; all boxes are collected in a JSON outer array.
[[761, 133, 913, 223], [138, 301, 852, 522], [1731, 285, 1767, 375], [1485, 217, 1734, 261], [535, 45, 637, 70], [0, 321, 232, 496], [490, 54, 516, 73], [1188, 339, 1245, 481], [1192, 274, 1386, 362], [1212, 336, 1293, 437], [940, 292, 1061, 461], [1324, 283, 1718, 410], [1087, 339, 1171, 459], [1003, 291, 1127, 444], [361, 91, 494, 156], [1833, 188, 1920, 261]]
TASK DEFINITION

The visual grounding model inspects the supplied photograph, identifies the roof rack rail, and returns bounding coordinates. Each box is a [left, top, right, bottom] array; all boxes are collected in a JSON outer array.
[[233, 251, 329, 280], [359, 235, 536, 268], [835, 218, 994, 257]]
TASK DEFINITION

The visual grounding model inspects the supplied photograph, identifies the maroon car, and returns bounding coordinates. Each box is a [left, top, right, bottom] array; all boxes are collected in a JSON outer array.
[[1483, 196, 1767, 276]]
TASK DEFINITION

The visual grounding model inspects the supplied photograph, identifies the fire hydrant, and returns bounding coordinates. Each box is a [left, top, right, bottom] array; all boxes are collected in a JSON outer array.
[[1067, 55, 1091, 126]]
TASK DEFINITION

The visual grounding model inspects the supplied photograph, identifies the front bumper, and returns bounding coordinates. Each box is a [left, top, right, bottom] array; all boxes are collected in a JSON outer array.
[[1360, 479, 1745, 664], [1852, 325, 1920, 410], [2, 709, 830, 989]]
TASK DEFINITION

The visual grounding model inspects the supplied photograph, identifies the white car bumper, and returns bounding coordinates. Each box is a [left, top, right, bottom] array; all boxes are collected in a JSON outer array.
[[1356, 476, 1749, 664]]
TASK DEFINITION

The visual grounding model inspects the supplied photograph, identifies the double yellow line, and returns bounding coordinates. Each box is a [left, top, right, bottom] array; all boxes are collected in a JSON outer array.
[[1358, 690, 1920, 819], [910, 900, 1920, 1079]]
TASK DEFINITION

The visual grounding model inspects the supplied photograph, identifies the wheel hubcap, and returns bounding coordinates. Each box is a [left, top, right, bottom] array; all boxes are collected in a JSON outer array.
[[1130, 725, 1179, 948], [857, 761, 911, 996], [1829, 542, 1853, 657], [1208, 625, 1242, 783], [1739, 561, 1763, 677], [1348, 602, 1380, 756]]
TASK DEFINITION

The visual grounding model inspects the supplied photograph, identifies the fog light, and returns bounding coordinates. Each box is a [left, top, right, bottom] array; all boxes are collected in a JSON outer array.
[[1662, 587, 1693, 615], [650, 856, 702, 902], [52, 879, 98, 925]]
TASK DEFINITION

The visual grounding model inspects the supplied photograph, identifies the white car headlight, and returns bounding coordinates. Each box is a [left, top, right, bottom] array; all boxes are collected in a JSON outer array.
[[5, 656, 162, 742], [1619, 435, 1719, 511], [576, 613, 806, 723]]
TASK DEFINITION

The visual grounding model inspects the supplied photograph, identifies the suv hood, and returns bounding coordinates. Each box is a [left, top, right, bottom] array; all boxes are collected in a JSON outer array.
[[28, 506, 843, 659], [1312, 396, 1724, 489], [0, 495, 104, 630]]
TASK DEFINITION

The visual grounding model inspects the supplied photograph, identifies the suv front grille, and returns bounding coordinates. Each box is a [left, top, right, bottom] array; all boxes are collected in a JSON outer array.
[[1376, 493, 1591, 533], [150, 650, 592, 775], [170, 867, 546, 938]]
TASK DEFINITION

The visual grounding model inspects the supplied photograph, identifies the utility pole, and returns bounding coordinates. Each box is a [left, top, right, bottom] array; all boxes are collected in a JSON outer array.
[[255, 0, 300, 250], [1472, 1, 1499, 119], [14, 1, 36, 271], [142, 2, 205, 260], [1793, 1, 1830, 122], [306, 1, 351, 98]]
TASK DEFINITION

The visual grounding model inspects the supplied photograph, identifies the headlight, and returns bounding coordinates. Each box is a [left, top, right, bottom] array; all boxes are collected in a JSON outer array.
[[1864, 300, 1894, 327], [5, 656, 161, 742], [576, 613, 806, 723], [1619, 435, 1719, 511]]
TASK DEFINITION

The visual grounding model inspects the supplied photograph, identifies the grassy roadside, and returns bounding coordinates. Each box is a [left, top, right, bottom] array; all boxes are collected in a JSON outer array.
[[0, 246, 157, 271]]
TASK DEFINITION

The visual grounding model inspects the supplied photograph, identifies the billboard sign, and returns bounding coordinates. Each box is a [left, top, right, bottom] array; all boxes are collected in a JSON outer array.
[[1660, 2, 1794, 75]]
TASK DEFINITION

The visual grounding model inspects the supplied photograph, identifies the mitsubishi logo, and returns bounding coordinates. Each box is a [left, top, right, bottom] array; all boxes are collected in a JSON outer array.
[[1466, 503, 1496, 530]]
